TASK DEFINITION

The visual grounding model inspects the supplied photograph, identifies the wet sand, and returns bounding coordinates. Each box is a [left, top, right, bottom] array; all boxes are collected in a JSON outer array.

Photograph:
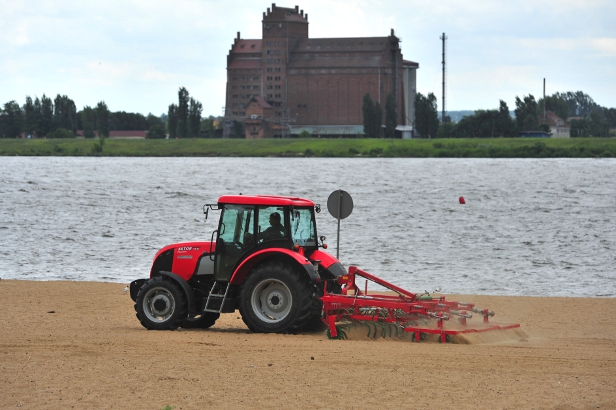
[[1, 280, 615, 409]]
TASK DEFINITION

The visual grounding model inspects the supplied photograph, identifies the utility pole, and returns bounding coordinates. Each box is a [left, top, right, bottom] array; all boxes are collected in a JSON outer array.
[[440, 33, 448, 123], [543, 78, 546, 123]]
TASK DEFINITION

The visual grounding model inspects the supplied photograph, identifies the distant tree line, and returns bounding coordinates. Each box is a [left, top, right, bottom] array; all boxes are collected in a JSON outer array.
[[0, 94, 168, 139], [415, 90, 616, 139]]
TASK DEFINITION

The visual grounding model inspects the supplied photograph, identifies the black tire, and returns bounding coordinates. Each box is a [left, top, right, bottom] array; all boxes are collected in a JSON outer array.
[[299, 281, 342, 332], [181, 312, 220, 329], [239, 261, 312, 333], [134, 276, 188, 330]]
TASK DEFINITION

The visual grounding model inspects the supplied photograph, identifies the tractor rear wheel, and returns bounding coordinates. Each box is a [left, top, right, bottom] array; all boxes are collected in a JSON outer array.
[[135, 276, 187, 330], [181, 312, 220, 329], [239, 261, 312, 333]]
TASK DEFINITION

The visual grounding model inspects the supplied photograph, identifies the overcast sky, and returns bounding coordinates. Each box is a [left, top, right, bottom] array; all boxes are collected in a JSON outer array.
[[1, 0, 615, 117]]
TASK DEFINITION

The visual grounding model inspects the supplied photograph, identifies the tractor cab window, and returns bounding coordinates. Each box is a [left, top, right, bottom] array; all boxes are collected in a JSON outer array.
[[291, 208, 316, 247], [255, 206, 287, 243], [218, 205, 254, 247]]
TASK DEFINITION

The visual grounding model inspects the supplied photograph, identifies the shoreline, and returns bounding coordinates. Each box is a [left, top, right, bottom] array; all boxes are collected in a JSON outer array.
[[1, 279, 615, 409], [1, 137, 615, 158]]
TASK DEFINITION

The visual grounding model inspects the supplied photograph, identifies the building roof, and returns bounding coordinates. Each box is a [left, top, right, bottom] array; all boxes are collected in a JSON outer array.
[[293, 37, 392, 53], [251, 96, 273, 109], [539, 111, 568, 127], [232, 40, 262, 54], [403, 60, 419, 68]]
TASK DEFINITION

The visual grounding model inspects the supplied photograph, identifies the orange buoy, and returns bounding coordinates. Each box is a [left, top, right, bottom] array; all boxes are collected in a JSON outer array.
[[459, 196, 466, 204]]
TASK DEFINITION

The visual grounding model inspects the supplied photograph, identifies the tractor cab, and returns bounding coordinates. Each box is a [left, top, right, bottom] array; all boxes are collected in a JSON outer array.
[[212, 196, 318, 282]]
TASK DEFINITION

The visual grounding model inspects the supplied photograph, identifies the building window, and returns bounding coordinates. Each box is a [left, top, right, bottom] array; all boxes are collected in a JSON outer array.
[[266, 41, 272, 46], [253, 76, 259, 80], [267, 50, 272, 54], [232, 103, 237, 107], [232, 77, 237, 80], [275, 50, 281, 54], [275, 41, 281, 46], [267, 67, 273, 72], [275, 85, 281, 89], [275, 67, 281, 72], [239, 77, 244, 81], [232, 85, 238, 89], [232, 94, 238, 98], [254, 86, 259, 90], [240, 94, 245, 98]]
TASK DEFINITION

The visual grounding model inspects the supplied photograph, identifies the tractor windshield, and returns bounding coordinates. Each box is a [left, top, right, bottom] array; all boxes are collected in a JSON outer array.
[[290, 207, 316, 247]]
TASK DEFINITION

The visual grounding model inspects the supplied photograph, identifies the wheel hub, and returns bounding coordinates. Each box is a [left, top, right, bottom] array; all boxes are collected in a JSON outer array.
[[251, 279, 293, 323], [143, 287, 175, 322]]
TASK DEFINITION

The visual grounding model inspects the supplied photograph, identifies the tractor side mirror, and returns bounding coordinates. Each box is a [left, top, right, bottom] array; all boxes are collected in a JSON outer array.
[[315, 204, 321, 213]]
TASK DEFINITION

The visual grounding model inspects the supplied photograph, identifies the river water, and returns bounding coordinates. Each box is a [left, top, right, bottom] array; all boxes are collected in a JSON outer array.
[[1, 157, 614, 297]]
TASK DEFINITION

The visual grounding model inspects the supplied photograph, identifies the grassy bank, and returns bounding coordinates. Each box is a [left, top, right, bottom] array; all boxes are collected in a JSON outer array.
[[1, 137, 615, 158]]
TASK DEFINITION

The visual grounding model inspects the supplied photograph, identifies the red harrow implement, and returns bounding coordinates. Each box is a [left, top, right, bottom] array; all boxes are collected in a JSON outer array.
[[322, 266, 520, 343]]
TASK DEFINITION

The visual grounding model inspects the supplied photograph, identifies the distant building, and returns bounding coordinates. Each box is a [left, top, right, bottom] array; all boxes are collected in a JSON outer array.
[[538, 111, 570, 138], [225, 3, 419, 138]]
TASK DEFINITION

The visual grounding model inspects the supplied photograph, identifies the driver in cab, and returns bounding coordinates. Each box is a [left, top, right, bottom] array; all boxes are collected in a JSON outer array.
[[245, 212, 286, 243]]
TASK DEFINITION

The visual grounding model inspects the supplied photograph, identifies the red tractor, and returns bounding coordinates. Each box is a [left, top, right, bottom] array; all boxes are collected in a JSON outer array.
[[130, 195, 344, 333], [131, 194, 519, 342]]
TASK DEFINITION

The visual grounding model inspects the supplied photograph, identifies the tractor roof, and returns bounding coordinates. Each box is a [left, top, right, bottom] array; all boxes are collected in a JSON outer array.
[[218, 195, 315, 207]]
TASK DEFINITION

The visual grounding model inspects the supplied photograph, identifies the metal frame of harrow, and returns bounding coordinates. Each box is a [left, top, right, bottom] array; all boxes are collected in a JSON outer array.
[[321, 266, 520, 343]]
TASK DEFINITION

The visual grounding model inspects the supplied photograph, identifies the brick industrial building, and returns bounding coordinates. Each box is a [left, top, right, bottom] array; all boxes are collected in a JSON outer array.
[[225, 4, 418, 138]]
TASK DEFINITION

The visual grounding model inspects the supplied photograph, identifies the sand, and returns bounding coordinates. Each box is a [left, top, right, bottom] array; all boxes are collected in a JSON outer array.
[[1, 279, 615, 410]]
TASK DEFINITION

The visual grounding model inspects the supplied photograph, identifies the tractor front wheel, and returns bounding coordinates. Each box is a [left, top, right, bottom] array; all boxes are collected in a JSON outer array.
[[239, 262, 312, 333], [135, 276, 187, 330]]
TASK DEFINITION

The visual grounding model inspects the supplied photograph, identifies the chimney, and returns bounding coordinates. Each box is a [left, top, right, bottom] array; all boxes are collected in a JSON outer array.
[[272, 3, 276, 10], [305, 13, 308, 20], [301, 9, 304, 17], [237, 32, 240, 40], [391, 28, 395, 36], [295, 5, 299, 12]]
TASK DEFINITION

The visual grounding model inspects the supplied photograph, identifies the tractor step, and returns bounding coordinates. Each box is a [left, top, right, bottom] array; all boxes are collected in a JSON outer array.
[[202, 296, 235, 313], [203, 282, 233, 313]]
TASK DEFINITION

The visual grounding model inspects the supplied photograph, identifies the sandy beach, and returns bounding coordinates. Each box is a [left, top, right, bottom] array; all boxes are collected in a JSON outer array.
[[1, 279, 615, 409]]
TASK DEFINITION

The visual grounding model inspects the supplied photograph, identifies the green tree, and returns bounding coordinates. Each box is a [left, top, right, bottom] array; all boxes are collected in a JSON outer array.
[[537, 94, 569, 121], [414, 92, 439, 138], [362, 93, 375, 138], [374, 101, 382, 138], [96, 101, 110, 138], [53, 95, 77, 134], [23, 96, 37, 137], [167, 104, 178, 138], [200, 116, 217, 138], [232, 120, 244, 138], [49, 128, 75, 138], [0, 101, 24, 138], [146, 124, 166, 139], [188, 97, 203, 138], [555, 91, 597, 117], [81, 106, 97, 138], [39, 95, 54, 137], [385, 94, 397, 138], [515, 94, 538, 131], [176, 87, 189, 138]]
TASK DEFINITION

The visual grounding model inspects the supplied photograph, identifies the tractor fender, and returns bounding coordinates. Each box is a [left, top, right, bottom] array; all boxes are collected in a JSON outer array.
[[158, 271, 196, 313], [308, 249, 347, 279], [129, 279, 147, 302], [230, 248, 319, 285]]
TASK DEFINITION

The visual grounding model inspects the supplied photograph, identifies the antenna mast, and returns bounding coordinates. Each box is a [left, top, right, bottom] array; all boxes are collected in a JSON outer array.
[[440, 33, 447, 122]]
